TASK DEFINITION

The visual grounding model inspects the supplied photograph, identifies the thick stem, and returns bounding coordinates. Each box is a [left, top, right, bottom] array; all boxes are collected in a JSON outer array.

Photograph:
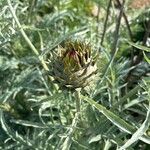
[[61, 113, 79, 150], [61, 89, 81, 150], [75, 89, 81, 113]]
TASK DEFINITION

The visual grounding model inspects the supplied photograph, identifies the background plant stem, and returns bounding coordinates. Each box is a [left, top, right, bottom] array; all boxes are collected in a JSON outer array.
[[7, 0, 49, 71]]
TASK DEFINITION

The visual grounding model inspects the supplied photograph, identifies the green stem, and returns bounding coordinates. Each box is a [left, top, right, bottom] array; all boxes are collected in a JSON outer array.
[[7, 0, 59, 90], [61, 113, 79, 150], [61, 89, 81, 150], [7, 0, 49, 71], [75, 89, 81, 113]]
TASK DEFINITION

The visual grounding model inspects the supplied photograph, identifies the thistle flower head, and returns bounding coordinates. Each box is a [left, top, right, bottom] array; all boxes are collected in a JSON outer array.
[[50, 41, 98, 90]]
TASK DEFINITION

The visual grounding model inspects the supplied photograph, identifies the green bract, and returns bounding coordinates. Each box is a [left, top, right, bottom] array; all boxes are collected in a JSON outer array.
[[50, 41, 98, 90]]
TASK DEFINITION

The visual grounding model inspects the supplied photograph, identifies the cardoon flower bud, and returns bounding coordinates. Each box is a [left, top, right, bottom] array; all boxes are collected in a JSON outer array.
[[50, 41, 98, 90]]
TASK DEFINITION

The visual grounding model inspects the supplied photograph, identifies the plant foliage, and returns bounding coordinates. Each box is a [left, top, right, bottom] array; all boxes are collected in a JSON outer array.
[[0, 0, 150, 150]]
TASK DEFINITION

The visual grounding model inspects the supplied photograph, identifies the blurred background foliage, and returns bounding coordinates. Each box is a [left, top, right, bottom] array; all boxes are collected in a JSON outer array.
[[0, 0, 150, 150]]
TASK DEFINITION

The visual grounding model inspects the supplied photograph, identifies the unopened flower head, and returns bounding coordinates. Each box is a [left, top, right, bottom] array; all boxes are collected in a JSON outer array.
[[50, 40, 98, 90]]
